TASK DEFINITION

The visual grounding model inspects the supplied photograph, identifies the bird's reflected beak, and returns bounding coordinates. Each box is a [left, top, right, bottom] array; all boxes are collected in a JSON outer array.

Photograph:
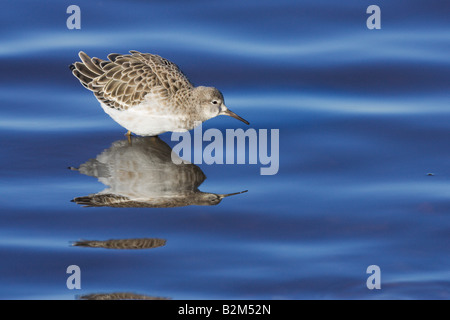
[[219, 190, 248, 199], [220, 105, 249, 125]]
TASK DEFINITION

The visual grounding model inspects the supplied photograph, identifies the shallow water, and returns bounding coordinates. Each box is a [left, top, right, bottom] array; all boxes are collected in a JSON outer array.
[[0, 0, 449, 299]]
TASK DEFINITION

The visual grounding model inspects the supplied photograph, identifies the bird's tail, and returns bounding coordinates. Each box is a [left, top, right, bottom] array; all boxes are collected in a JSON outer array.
[[70, 51, 105, 91]]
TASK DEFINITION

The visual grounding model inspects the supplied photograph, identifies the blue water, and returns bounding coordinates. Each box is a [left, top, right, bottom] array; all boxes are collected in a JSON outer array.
[[0, 0, 449, 299]]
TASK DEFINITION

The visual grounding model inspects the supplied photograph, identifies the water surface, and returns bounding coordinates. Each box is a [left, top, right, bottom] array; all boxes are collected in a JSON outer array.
[[0, 0, 449, 299]]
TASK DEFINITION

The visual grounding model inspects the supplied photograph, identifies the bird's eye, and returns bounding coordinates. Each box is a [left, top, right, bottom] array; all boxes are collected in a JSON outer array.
[[212, 100, 218, 105]]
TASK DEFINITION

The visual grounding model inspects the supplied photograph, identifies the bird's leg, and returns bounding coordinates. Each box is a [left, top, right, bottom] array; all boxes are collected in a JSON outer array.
[[125, 131, 132, 144], [148, 135, 159, 144]]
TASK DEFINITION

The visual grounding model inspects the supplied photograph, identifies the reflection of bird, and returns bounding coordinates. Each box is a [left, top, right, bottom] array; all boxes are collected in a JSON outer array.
[[72, 238, 166, 250], [70, 51, 249, 136], [78, 292, 169, 300], [70, 136, 246, 208]]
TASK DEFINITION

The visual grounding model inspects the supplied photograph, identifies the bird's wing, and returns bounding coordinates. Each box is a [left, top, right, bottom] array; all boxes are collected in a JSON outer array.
[[71, 51, 194, 110]]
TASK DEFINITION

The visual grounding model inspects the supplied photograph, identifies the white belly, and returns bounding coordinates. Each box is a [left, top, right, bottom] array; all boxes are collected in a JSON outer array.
[[99, 101, 192, 136]]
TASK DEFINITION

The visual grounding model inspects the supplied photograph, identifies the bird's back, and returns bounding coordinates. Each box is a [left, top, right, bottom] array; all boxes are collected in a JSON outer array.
[[70, 50, 194, 111]]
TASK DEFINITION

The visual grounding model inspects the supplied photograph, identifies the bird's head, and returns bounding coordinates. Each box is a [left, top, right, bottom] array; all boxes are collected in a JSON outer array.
[[193, 86, 249, 125]]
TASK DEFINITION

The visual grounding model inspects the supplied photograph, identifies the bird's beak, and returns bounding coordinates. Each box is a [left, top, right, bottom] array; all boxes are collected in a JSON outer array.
[[220, 105, 249, 125], [219, 190, 248, 199]]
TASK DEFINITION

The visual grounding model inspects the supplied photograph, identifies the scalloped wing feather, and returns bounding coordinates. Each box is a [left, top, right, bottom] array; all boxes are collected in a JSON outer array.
[[71, 51, 194, 110]]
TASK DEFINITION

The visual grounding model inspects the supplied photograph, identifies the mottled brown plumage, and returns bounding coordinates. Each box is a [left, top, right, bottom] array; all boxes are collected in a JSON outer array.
[[72, 51, 193, 111]]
